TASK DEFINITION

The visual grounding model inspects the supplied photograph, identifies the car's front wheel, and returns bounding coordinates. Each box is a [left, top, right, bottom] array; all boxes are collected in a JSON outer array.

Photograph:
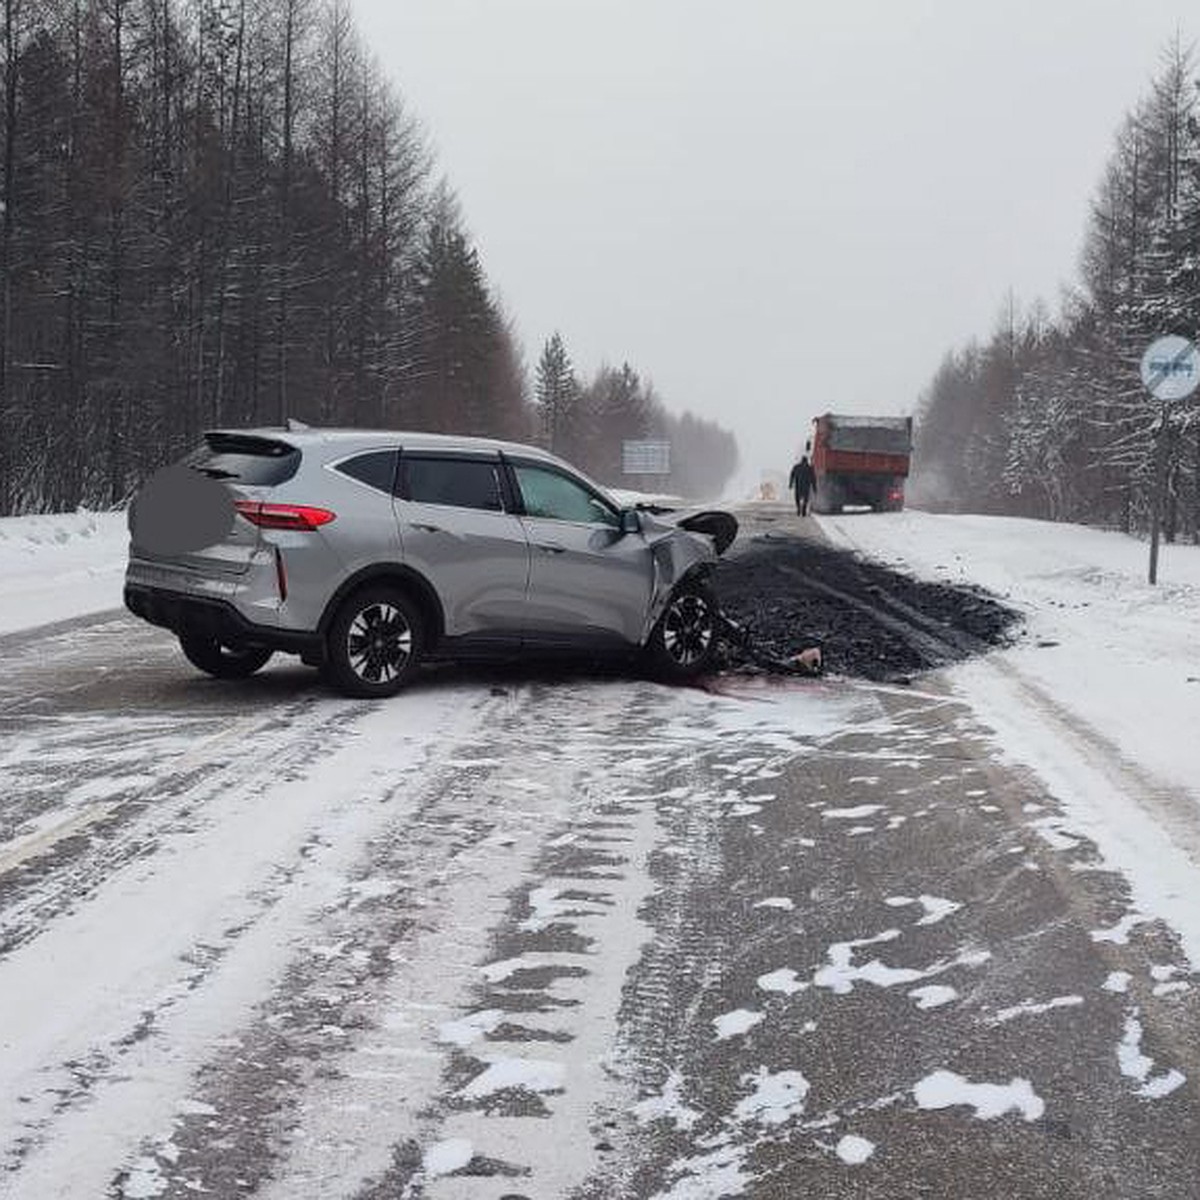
[[647, 582, 720, 681], [324, 586, 423, 698], [178, 632, 273, 679]]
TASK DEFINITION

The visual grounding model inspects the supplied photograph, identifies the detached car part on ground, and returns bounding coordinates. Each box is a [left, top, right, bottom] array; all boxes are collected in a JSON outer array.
[[124, 429, 739, 697]]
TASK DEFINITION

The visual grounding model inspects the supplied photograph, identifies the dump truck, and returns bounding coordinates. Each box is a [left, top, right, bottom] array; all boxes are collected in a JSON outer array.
[[808, 413, 913, 514]]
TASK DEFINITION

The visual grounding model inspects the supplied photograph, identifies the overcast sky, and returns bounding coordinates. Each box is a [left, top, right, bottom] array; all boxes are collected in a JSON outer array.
[[352, 0, 1194, 486]]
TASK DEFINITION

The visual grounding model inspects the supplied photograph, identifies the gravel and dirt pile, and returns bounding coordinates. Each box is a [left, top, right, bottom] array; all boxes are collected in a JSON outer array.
[[713, 531, 1022, 682]]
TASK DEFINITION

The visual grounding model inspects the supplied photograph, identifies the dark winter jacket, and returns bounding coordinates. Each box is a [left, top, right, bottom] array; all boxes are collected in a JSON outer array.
[[789, 458, 815, 495]]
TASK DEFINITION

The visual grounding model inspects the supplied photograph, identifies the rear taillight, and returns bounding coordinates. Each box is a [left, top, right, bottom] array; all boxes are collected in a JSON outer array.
[[234, 501, 336, 531]]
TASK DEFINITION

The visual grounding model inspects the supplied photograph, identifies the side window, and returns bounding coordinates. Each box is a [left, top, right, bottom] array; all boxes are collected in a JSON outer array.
[[333, 450, 397, 494], [404, 455, 504, 512], [514, 464, 620, 527]]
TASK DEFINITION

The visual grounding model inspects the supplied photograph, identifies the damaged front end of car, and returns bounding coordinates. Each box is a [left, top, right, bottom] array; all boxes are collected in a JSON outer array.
[[633, 508, 824, 678], [636, 508, 739, 638]]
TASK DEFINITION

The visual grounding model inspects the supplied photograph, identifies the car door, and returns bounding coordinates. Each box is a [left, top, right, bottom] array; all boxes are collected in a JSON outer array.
[[508, 459, 653, 646], [393, 452, 530, 641]]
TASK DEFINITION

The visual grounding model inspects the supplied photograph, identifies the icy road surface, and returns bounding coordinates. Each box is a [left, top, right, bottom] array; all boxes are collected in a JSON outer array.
[[1, 605, 1198, 1198], [0, 619, 1195, 1190]]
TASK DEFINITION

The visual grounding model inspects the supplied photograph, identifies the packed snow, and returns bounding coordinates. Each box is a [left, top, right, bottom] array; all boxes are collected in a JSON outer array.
[[912, 1070, 1045, 1122], [712, 1009, 766, 1040], [632, 1071, 701, 1131], [908, 985, 959, 1010], [990, 995, 1085, 1024], [422, 1138, 473, 1178], [732, 1068, 810, 1126], [459, 1057, 567, 1099], [822, 510, 1200, 966], [885, 894, 963, 926], [835, 1134, 876, 1165], [0, 510, 128, 634], [1117, 1014, 1188, 1099], [437, 1009, 504, 1049], [756, 968, 808, 996]]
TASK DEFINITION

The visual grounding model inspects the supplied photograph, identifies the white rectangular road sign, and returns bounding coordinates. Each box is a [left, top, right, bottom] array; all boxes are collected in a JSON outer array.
[[622, 439, 671, 476]]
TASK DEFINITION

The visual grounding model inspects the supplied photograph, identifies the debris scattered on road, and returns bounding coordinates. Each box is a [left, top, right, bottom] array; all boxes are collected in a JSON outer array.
[[788, 646, 823, 674], [714, 534, 1021, 682], [715, 612, 824, 678]]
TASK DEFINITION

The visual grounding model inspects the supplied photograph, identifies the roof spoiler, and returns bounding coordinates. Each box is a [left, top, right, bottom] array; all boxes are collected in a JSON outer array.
[[202, 431, 298, 458]]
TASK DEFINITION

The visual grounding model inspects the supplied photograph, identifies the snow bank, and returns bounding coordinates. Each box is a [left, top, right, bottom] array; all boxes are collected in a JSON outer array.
[[0, 510, 128, 635]]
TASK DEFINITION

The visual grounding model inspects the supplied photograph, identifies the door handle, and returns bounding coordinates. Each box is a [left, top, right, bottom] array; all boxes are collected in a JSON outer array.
[[536, 543, 566, 555], [411, 522, 443, 534]]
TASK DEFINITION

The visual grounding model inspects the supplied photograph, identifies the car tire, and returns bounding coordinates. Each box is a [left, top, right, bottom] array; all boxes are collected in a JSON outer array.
[[647, 581, 720, 682], [324, 585, 423, 698], [178, 632, 273, 679]]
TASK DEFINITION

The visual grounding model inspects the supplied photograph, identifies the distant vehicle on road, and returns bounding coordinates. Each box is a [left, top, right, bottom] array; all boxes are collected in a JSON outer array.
[[124, 429, 737, 697], [809, 413, 913, 513]]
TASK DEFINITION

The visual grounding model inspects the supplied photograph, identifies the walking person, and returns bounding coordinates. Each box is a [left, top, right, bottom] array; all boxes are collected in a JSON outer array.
[[789, 454, 815, 516]]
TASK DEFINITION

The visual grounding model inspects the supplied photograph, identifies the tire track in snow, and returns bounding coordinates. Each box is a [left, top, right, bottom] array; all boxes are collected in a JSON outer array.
[[400, 694, 689, 1200], [0, 696, 367, 958], [107, 679, 661, 1200], [569, 679, 1200, 1199], [0, 681, 497, 1197], [950, 657, 1200, 1100]]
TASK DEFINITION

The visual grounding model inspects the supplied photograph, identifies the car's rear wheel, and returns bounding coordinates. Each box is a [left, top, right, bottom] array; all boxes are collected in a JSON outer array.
[[647, 582, 720, 681], [324, 586, 423, 698], [178, 632, 273, 679]]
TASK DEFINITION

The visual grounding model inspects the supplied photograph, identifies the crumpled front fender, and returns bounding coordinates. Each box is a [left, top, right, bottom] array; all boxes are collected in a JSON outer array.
[[638, 511, 733, 641]]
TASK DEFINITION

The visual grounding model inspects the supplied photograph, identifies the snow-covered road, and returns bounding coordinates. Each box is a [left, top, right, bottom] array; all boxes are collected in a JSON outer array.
[[0, 506, 1197, 1197], [821, 509, 1200, 965], [820, 509, 1200, 805]]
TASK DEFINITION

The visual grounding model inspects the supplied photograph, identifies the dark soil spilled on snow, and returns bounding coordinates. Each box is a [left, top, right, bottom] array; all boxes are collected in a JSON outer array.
[[713, 532, 1022, 682]]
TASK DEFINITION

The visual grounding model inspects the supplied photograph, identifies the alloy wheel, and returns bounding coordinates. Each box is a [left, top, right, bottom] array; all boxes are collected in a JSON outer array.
[[346, 601, 413, 684], [662, 592, 714, 667]]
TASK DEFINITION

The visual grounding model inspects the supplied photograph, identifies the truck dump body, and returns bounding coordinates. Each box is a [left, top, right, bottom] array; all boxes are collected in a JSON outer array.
[[810, 413, 913, 513]]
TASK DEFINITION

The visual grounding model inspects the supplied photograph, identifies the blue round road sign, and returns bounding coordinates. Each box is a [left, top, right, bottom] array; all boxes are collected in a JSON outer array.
[[1141, 336, 1199, 402]]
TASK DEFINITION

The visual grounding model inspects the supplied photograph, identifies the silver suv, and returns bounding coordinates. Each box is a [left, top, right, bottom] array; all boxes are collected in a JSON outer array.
[[124, 428, 737, 697]]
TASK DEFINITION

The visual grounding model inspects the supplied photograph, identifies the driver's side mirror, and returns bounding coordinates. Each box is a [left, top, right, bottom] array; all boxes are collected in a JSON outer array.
[[619, 508, 641, 535]]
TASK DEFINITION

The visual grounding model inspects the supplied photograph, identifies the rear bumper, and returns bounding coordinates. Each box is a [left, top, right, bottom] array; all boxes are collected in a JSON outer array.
[[124, 584, 321, 656], [819, 472, 903, 500]]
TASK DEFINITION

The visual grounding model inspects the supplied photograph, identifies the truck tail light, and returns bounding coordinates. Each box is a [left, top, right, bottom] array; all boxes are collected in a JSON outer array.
[[234, 501, 336, 531]]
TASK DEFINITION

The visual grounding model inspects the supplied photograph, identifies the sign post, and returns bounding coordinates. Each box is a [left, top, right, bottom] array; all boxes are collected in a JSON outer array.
[[1140, 336, 1199, 585]]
